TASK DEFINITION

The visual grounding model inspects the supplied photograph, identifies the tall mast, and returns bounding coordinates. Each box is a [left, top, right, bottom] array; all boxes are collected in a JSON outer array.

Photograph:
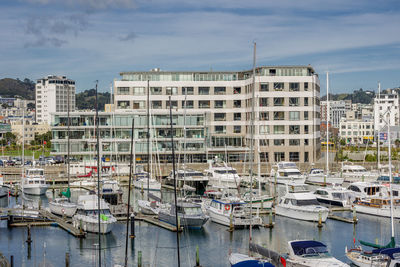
[[378, 82, 381, 171], [326, 72, 329, 178], [183, 89, 188, 195], [67, 82, 70, 196], [147, 80, 150, 200], [124, 118, 135, 267], [95, 81, 101, 267], [249, 41, 256, 245], [169, 96, 181, 267], [22, 102, 25, 166], [387, 109, 395, 241]]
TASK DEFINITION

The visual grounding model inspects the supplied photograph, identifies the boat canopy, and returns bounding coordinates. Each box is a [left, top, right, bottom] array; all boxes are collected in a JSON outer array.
[[371, 247, 400, 259], [290, 241, 327, 256], [232, 260, 274, 267]]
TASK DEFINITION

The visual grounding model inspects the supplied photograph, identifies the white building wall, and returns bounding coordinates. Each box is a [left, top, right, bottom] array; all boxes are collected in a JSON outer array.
[[374, 93, 399, 131]]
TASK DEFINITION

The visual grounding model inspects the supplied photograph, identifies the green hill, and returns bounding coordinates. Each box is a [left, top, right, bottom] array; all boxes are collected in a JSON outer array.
[[321, 89, 375, 104], [76, 89, 111, 110], [0, 78, 35, 99]]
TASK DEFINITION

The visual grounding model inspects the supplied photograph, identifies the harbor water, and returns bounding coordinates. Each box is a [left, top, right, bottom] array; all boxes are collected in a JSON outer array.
[[0, 185, 398, 267]]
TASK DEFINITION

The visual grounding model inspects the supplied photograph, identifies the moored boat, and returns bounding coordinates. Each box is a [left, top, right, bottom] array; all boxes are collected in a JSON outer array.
[[306, 168, 344, 185], [49, 198, 77, 217], [313, 186, 354, 207], [270, 162, 306, 185], [158, 201, 209, 229], [21, 168, 48, 196]]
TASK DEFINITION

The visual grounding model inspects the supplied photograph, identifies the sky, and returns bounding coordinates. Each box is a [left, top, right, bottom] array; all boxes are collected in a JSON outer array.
[[1, 0, 400, 94]]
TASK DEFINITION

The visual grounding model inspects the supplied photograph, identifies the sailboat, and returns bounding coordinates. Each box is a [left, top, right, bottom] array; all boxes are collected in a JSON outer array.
[[346, 105, 400, 266], [49, 83, 77, 217]]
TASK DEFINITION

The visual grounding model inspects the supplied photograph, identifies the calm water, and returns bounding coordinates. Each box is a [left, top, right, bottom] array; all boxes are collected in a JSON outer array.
[[0, 185, 398, 267]]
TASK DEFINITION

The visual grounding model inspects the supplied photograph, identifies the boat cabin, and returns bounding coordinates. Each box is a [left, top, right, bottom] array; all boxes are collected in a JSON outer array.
[[26, 169, 44, 176], [347, 182, 388, 197], [210, 199, 246, 214], [289, 240, 329, 257]]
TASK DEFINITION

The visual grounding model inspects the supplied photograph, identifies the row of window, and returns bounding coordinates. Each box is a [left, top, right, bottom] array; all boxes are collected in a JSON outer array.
[[117, 82, 311, 96], [214, 125, 311, 134], [341, 124, 372, 129], [259, 151, 309, 162], [341, 131, 372, 136]]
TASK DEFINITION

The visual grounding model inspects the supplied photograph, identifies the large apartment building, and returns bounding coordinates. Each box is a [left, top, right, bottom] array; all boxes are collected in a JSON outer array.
[[36, 75, 76, 124], [109, 66, 321, 163], [374, 90, 399, 132]]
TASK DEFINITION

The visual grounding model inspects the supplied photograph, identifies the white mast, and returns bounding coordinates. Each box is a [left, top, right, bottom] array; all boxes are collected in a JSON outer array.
[[22, 101, 25, 167], [387, 108, 395, 240], [378, 82, 381, 171], [326, 72, 329, 178]]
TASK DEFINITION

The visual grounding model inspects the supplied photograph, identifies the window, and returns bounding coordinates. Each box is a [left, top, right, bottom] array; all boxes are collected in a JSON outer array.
[[304, 82, 309, 91], [274, 139, 285, 146], [274, 125, 285, 134], [166, 87, 178, 95], [234, 113, 241, 121], [289, 139, 300, 146], [289, 97, 299, 106], [304, 139, 309, 145], [151, 87, 162, 95], [166, 100, 178, 109], [289, 111, 300, 121], [152, 101, 162, 109], [117, 101, 130, 109], [133, 101, 145, 109], [259, 140, 269, 146], [234, 126, 241, 133], [233, 87, 241, 94], [117, 87, 130, 95], [182, 100, 194, 108], [199, 100, 210, 108], [260, 112, 269, 120], [260, 98, 268, 107], [274, 112, 284, 120], [305, 152, 309, 162], [304, 111, 309, 120], [214, 100, 226, 108], [289, 125, 300, 134], [274, 152, 285, 161], [260, 83, 269, 92], [274, 98, 284, 106], [289, 152, 299, 162], [133, 87, 145, 95], [199, 87, 209, 95], [234, 100, 241, 108], [214, 87, 226, 95], [215, 126, 226, 134], [274, 82, 284, 91], [214, 113, 226, 121], [270, 69, 276, 76], [182, 87, 194, 95], [304, 125, 309, 134], [289, 83, 300, 91], [259, 125, 269, 134], [304, 98, 309, 106]]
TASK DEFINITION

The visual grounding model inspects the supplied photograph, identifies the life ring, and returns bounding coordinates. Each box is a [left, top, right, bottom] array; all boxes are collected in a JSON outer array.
[[225, 205, 230, 211], [61, 208, 65, 214]]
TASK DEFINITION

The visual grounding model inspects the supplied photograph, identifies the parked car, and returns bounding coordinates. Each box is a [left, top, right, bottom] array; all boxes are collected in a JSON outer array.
[[6, 160, 15, 166], [55, 156, 64, 164]]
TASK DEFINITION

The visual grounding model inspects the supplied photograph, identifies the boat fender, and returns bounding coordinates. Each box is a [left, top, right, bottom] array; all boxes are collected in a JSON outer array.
[[61, 208, 65, 214], [225, 205, 230, 211]]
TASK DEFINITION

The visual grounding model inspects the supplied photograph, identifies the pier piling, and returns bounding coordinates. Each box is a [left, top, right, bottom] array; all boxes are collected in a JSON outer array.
[[130, 214, 135, 238], [137, 251, 142, 267], [318, 211, 323, 228], [228, 213, 234, 232], [65, 252, 70, 267], [353, 207, 357, 224], [194, 245, 202, 267], [10, 255, 13, 267], [26, 224, 32, 244]]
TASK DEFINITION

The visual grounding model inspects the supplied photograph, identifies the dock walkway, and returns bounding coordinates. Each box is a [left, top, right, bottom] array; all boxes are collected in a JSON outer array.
[[38, 210, 85, 237]]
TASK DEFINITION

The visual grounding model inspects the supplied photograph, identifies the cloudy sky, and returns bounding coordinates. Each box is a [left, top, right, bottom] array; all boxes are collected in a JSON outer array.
[[1, 0, 400, 93]]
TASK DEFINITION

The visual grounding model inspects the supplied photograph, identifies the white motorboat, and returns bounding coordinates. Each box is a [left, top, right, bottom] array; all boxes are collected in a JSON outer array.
[[286, 240, 349, 266], [341, 164, 378, 182], [346, 247, 400, 267], [353, 197, 400, 218], [72, 194, 117, 234], [241, 190, 273, 209], [206, 198, 262, 228], [347, 182, 389, 199], [21, 168, 49, 196], [270, 162, 306, 185], [306, 168, 344, 185], [100, 179, 123, 205], [49, 198, 77, 217], [313, 186, 355, 207], [133, 177, 161, 191], [137, 199, 168, 215], [158, 201, 209, 229], [204, 160, 241, 189], [276, 184, 329, 222]]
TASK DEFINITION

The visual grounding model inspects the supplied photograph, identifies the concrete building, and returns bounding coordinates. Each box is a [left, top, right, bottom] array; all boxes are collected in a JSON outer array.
[[374, 90, 399, 132], [36, 75, 76, 124], [339, 111, 374, 144], [321, 100, 352, 128], [11, 119, 50, 144]]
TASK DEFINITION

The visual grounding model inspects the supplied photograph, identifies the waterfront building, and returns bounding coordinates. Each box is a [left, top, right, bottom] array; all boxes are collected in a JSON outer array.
[[374, 90, 399, 132], [339, 111, 374, 144], [36, 75, 76, 124], [320, 100, 351, 128], [11, 120, 50, 144], [51, 66, 321, 164]]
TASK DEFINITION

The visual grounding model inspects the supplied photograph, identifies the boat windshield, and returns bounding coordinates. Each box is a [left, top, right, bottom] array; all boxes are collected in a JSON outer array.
[[183, 207, 203, 215], [301, 246, 330, 257], [178, 172, 203, 178], [27, 170, 44, 176], [291, 199, 320, 206], [85, 209, 111, 216], [278, 162, 297, 169], [332, 192, 350, 200], [215, 170, 237, 174]]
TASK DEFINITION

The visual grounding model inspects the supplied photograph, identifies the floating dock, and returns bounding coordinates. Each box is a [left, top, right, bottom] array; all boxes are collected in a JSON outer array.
[[328, 214, 357, 224], [38, 210, 85, 237], [135, 214, 182, 232]]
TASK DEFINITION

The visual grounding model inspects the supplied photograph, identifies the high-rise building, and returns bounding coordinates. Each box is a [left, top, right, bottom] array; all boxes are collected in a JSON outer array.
[[374, 90, 399, 132], [320, 100, 351, 128], [36, 75, 75, 124], [110, 66, 321, 163]]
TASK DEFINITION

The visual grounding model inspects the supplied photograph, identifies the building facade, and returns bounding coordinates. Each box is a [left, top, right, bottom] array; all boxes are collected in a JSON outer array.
[[339, 111, 374, 144], [374, 91, 399, 132], [11, 120, 50, 144], [36, 75, 76, 124], [320, 100, 351, 128]]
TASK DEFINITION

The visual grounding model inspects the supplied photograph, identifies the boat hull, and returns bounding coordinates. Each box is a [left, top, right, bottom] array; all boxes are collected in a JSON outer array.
[[49, 201, 77, 217], [158, 212, 209, 229], [72, 215, 116, 234], [354, 204, 400, 218], [306, 176, 344, 185], [207, 208, 262, 228], [133, 180, 161, 191], [271, 177, 305, 185], [275, 206, 329, 222], [22, 185, 48, 196]]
